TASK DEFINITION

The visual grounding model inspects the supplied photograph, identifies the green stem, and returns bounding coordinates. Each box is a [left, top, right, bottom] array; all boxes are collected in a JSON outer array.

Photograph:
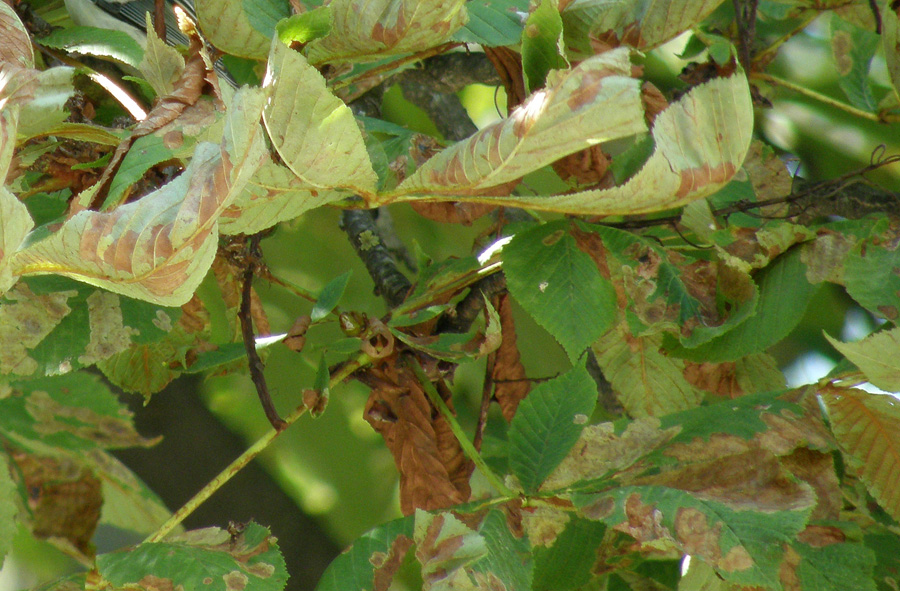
[[145, 352, 371, 543], [751, 72, 880, 122], [409, 358, 516, 499]]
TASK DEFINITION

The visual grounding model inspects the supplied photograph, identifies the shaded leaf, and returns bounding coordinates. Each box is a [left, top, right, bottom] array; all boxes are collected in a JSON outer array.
[[415, 509, 487, 590], [825, 326, 900, 392], [97, 522, 288, 591], [593, 327, 704, 417], [831, 14, 879, 112], [397, 48, 644, 197], [263, 40, 377, 195], [12, 88, 267, 306], [0, 454, 18, 563], [504, 221, 617, 360], [820, 385, 900, 522], [864, 532, 900, 591], [508, 365, 597, 492], [306, 0, 468, 64], [454, 0, 528, 46], [844, 219, 900, 321], [312, 271, 352, 322], [793, 541, 876, 591], [532, 516, 606, 591], [522, 0, 567, 92]]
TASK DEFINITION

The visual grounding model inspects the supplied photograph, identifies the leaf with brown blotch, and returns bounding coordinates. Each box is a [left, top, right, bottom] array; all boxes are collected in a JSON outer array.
[[409, 201, 496, 225], [820, 385, 900, 522], [362, 364, 472, 515], [0, 2, 33, 69], [195, 0, 271, 60], [396, 48, 645, 198], [306, 0, 468, 65], [780, 447, 841, 521], [561, 0, 725, 57], [492, 294, 530, 422], [11, 88, 267, 306]]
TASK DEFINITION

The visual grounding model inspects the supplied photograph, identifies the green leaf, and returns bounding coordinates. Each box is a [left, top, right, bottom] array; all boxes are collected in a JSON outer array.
[[882, 7, 900, 104], [470, 509, 533, 591], [794, 541, 876, 591], [315, 515, 414, 591], [415, 509, 487, 588], [844, 219, 900, 321], [522, 0, 567, 92], [277, 6, 332, 44], [865, 532, 900, 591], [0, 454, 18, 564], [831, 15, 879, 112], [263, 40, 377, 196], [504, 221, 617, 360], [139, 18, 185, 97], [97, 522, 288, 591], [38, 26, 143, 69], [508, 365, 597, 492], [532, 516, 606, 591], [305, 0, 468, 64], [671, 248, 816, 362], [390, 297, 500, 361], [821, 386, 900, 522], [577, 486, 811, 588], [594, 328, 704, 417], [825, 326, 900, 392], [312, 271, 352, 322], [106, 134, 181, 208], [196, 0, 273, 59], [244, 0, 291, 38], [454, 0, 528, 46]]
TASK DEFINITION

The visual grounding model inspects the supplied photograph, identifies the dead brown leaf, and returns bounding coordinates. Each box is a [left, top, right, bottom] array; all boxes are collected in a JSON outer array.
[[491, 294, 530, 422], [780, 447, 841, 521], [483, 47, 527, 112]]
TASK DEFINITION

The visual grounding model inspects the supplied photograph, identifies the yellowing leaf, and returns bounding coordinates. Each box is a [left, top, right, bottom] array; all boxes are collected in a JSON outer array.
[[139, 15, 185, 97], [219, 158, 347, 235], [195, 0, 271, 59], [397, 48, 645, 197], [0, 188, 33, 296], [821, 385, 900, 521], [825, 328, 900, 392], [0, 1, 33, 68], [306, 0, 468, 64], [593, 326, 704, 417], [263, 40, 377, 196], [12, 89, 267, 306]]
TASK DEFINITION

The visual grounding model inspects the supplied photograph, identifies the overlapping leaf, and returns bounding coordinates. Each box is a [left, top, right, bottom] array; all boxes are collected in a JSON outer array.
[[825, 327, 900, 392], [305, 0, 468, 64], [195, 0, 273, 59], [820, 385, 900, 521], [263, 40, 377, 196], [97, 522, 287, 591], [453, 0, 528, 46], [561, 0, 726, 56], [11, 88, 267, 306], [397, 47, 644, 198]]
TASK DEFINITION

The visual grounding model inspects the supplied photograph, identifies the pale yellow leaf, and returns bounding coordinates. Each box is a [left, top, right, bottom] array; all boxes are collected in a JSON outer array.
[[821, 385, 900, 521], [0, 2, 33, 68], [12, 88, 267, 306], [825, 327, 900, 392], [139, 14, 185, 97], [195, 0, 270, 59], [0, 283, 75, 376], [593, 326, 705, 417], [263, 40, 377, 195], [220, 158, 348, 234], [0, 187, 32, 295], [396, 48, 645, 197], [306, 0, 468, 64], [16, 67, 75, 140]]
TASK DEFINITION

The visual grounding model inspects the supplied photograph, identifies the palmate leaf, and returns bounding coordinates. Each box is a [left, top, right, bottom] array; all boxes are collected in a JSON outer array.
[[0, 187, 33, 295], [507, 365, 597, 493], [397, 60, 751, 216], [305, 0, 468, 64], [316, 515, 414, 591], [263, 40, 377, 196], [453, 0, 529, 46], [561, 0, 726, 57], [820, 385, 900, 522], [11, 88, 267, 307], [195, 0, 278, 59], [843, 217, 900, 321], [97, 522, 288, 591], [396, 47, 644, 198], [521, 0, 567, 92], [825, 327, 900, 392]]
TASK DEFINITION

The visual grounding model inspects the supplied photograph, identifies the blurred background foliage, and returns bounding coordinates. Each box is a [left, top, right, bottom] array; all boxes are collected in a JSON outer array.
[[4, 0, 900, 589]]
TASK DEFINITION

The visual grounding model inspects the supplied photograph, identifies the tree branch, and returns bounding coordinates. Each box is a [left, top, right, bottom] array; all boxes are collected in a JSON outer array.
[[340, 209, 412, 308]]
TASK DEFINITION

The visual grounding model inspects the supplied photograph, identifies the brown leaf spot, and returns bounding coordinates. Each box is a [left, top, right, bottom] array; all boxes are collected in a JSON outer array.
[[720, 544, 754, 572], [371, 534, 414, 591], [682, 361, 743, 398], [780, 448, 841, 521], [615, 493, 672, 544], [137, 575, 182, 591], [779, 545, 802, 591], [676, 162, 736, 199], [566, 69, 614, 111], [223, 571, 248, 591], [410, 201, 495, 225], [797, 524, 846, 547], [674, 507, 721, 560], [522, 506, 570, 548], [641, 81, 668, 126], [831, 31, 853, 75]]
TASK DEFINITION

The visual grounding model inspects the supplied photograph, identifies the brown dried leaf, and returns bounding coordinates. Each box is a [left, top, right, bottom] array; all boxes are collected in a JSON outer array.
[[551, 144, 611, 186], [409, 201, 496, 225], [492, 294, 530, 422], [284, 316, 311, 353], [362, 363, 472, 514], [483, 47, 527, 112], [780, 448, 841, 521], [372, 534, 414, 591]]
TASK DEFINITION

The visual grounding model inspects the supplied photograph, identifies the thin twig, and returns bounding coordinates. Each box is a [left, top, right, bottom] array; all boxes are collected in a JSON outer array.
[[732, 0, 760, 70], [240, 234, 287, 431], [341, 209, 412, 308]]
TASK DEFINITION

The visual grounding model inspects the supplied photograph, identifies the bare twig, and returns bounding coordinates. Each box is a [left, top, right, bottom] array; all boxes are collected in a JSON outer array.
[[341, 209, 412, 308], [240, 234, 287, 431], [732, 0, 760, 70]]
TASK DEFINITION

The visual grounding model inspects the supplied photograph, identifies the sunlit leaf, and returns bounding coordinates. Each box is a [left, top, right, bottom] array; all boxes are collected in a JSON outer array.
[[305, 0, 468, 64], [195, 0, 273, 59], [16, 67, 74, 140], [508, 365, 596, 492], [821, 385, 900, 522], [139, 20, 184, 96], [263, 40, 377, 196], [97, 522, 288, 591], [0, 1, 34, 68], [397, 48, 644, 197], [12, 89, 267, 306], [0, 187, 33, 295], [415, 509, 487, 588], [277, 7, 333, 44], [561, 0, 726, 56], [825, 327, 900, 392], [39, 26, 144, 69]]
